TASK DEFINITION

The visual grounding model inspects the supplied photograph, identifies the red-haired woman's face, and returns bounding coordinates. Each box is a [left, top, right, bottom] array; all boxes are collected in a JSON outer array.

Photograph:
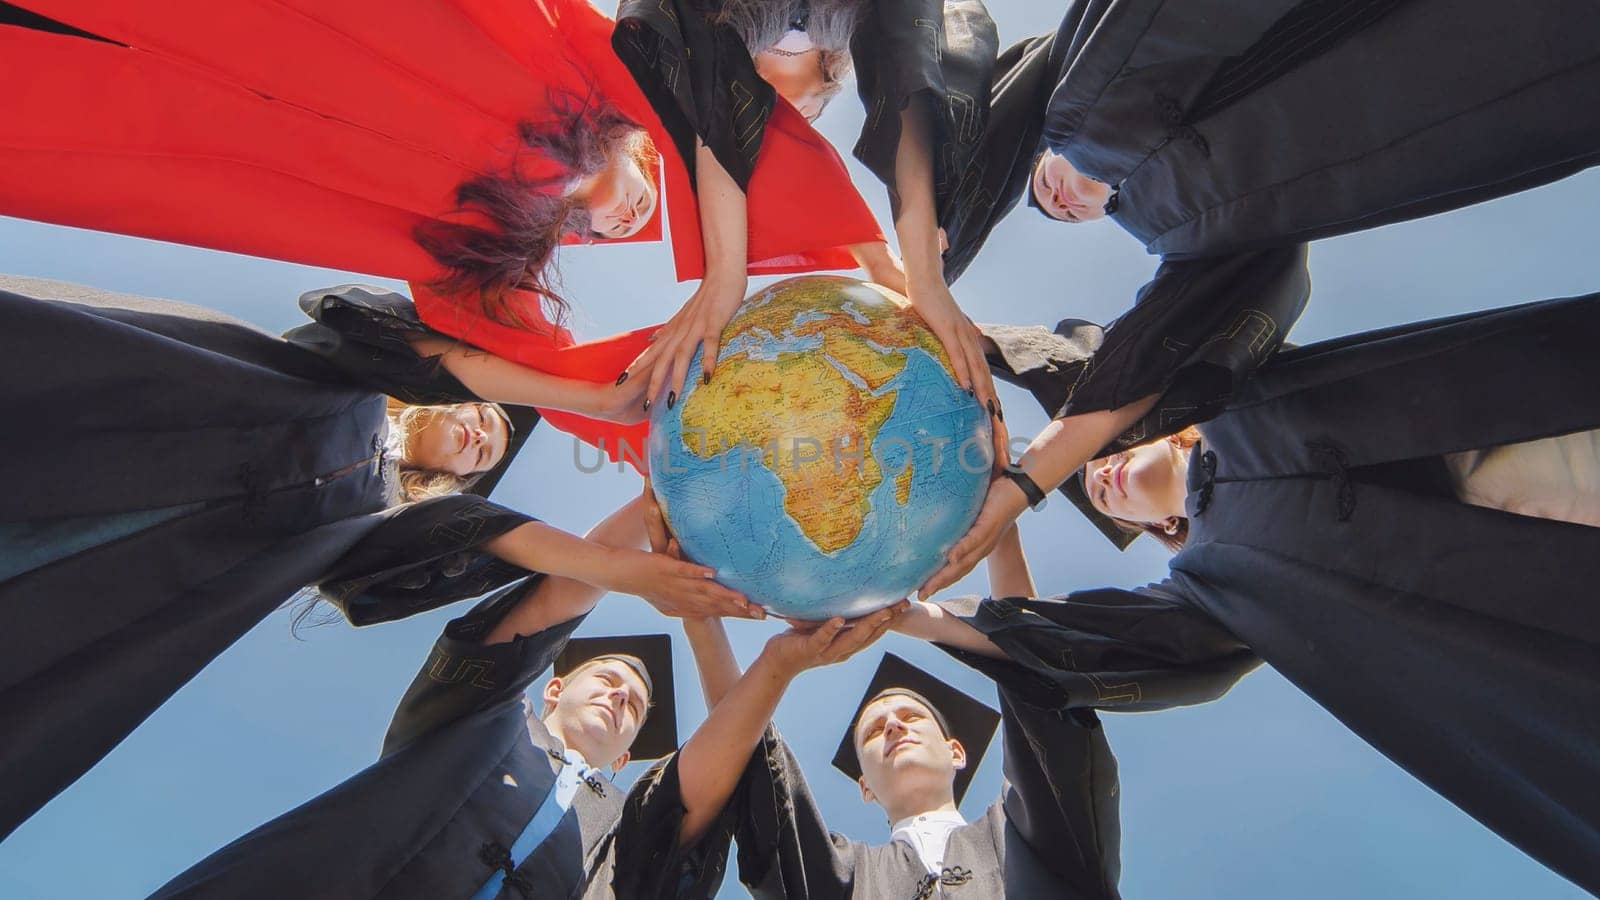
[[1032, 149, 1112, 223], [585, 154, 656, 240], [1083, 442, 1187, 526]]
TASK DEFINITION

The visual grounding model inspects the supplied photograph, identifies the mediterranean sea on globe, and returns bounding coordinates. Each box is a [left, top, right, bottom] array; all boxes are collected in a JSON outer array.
[[648, 275, 992, 619]]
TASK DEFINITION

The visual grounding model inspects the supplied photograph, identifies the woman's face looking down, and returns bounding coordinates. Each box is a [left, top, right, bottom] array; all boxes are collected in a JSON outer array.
[[1083, 441, 1188, 526], [404, 403, 510, 477], [1032, 148, 1112, 223], [583, 153, 657, 240]]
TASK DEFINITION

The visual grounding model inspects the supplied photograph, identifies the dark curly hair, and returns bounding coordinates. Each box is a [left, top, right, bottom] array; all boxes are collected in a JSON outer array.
[[414, 91, 655, 329]]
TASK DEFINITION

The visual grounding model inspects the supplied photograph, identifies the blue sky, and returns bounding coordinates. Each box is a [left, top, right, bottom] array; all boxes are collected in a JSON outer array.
[[2, 3, 1597, 897]]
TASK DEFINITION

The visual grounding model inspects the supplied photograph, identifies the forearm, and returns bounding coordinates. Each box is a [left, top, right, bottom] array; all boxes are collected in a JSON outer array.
[[483, 497, 649, 644], [674, 652, 796, 846], [695, 140, 749, 283], [1020, 394, 1160, 493], [408, 336, 608, 415], [986, 524, 1036, 599], [849, 241, 908, 295], [893, 601, 1005, 659], [891, 100, 944, 293], [682, 617, 742, 709]]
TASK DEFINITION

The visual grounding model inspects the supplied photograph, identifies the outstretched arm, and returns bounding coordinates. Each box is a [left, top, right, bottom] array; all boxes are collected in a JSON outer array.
[[483, 506, 758, 624], [408, 335, 647, 424], [985, 521, 1036, 599], [891, 101, 1000, 423], [482, 495, 648, 644], [893, 521, 1033, 657], [627, 139, 751, 408], [675, 606, 904, 847], [920, 395, 1160, 597]]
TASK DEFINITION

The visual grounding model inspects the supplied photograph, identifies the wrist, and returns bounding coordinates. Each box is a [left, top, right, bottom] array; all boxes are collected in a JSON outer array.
[[888, 600, 936, 637], [992, 476, 1033, 521], [753, 644, 804, 681]]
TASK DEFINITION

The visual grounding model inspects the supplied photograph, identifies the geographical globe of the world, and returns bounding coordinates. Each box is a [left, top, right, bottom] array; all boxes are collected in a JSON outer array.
[[648, 275, 992, 619]]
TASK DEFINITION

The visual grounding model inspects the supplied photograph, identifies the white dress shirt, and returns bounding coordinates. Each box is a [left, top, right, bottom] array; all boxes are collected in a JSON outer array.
[[890, 809, 968, 875]]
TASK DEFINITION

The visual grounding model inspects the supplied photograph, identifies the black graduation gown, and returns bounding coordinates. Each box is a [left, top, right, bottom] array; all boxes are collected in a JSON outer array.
[[611, 0, 776, 190], [1043, 0, 1600, 260], [967, 291, 1600, 893], [849, 0, 1317, 433], [0, 276, 536, 839], [859, 0, 1600, 430], [730, 649, 1243, 900], [152, 586, 734, 899]]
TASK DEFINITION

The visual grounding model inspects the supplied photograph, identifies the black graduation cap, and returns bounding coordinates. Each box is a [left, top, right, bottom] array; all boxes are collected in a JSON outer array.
[[467, 403, 540, 499], [831, 654, 1000, 804], [554, 634, 677, 761]]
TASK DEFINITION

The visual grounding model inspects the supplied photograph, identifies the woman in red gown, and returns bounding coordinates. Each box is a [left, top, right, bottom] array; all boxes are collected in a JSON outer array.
[[0, 0, 887, 461]]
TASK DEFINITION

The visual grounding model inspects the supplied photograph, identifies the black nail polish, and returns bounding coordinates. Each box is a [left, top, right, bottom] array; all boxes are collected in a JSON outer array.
[[702, 371, 711, 386], [997, 404, 1005, 422], [615, 371, 629, 386], [966, 387, 976, 398], [667, 391, 676, 410], [643, 398, 651, 412], [987, 398, 997, 418]]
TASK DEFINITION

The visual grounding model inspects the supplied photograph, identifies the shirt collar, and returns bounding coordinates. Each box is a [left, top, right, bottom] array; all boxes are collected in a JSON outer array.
[[890, 809, 967, 834]]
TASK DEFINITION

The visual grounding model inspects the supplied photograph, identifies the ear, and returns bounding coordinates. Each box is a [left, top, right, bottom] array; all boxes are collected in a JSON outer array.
[[540, 676, 564, 715], [608, 751, 631, 772], [948, 738, 968, 772], [858, 776, 875, 805]]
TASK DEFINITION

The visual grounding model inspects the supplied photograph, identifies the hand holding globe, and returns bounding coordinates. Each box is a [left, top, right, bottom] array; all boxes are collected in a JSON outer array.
[[647, 275, 993, 619]]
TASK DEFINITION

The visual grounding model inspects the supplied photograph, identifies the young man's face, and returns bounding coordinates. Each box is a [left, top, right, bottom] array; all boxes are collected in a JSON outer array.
[[542, 657, 650, 770], [1031, 148, 1112, 223], [853, 692, 965, 811]]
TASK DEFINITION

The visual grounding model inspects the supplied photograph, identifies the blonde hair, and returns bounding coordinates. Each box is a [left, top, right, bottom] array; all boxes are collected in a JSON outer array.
[[386, 400, 481, 503]]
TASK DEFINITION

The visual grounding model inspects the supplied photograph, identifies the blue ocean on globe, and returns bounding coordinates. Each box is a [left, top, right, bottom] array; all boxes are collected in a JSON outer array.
[[648, 276, 991, 619]]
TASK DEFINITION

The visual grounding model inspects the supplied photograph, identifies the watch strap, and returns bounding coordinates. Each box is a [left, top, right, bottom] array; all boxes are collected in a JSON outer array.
[[1002, 465, 1048, 510]]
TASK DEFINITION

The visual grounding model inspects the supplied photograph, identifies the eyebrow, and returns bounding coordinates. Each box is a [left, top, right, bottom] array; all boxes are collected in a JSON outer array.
[[857, 699, 928, 737]]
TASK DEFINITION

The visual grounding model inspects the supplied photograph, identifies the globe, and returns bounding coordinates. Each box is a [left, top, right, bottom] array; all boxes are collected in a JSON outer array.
[[648, 275, 992, 619]]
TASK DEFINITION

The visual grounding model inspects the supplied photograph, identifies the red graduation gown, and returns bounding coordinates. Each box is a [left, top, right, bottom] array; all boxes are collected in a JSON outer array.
[[0, 0, 884, 459]]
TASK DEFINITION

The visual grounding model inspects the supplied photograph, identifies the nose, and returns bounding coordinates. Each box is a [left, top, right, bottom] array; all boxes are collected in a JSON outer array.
[[1090, 459, 1112, 486], [883, 715, 908, 742]]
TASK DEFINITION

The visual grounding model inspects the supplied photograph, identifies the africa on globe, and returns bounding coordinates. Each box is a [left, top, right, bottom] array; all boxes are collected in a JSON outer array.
[[648, 275, 992, 619]]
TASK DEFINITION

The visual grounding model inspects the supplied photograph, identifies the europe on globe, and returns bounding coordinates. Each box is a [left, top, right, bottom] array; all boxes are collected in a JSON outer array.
[[648, 275, 992, 619]]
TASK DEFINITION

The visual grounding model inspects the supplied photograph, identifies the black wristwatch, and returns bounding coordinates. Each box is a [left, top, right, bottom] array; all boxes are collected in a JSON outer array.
[[1000, 465, 1048, 510]]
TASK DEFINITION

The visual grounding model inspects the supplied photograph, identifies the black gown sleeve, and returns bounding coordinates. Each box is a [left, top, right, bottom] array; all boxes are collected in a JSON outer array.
[[984, 244, 1310, 458], [850, 0, 999, 215], [733, 727, 856, 899], [608, 749, 741, 900], [938, 28, 1056, 285], [380, 582, 582, 754], [284, 284, 488, 406], [934, 587, 1260, 713], [613, 0, 774, 190], [315, 493, 536, 627], [996, 690, 1122, 898]]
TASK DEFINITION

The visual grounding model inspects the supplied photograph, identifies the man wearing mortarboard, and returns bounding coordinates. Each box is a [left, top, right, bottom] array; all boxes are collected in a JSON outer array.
[[151, 494, 741, 899], [657, 522, 1246, 898]]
